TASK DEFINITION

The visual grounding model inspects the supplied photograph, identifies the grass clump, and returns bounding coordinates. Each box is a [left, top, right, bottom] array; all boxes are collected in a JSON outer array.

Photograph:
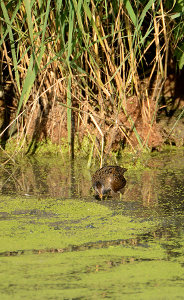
[[1, 0, 184, 161]]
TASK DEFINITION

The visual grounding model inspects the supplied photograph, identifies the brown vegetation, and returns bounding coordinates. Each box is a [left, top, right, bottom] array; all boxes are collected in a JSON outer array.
[[0, 0, 184, 160]]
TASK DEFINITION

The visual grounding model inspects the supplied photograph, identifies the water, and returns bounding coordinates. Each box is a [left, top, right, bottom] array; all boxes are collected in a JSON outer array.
[[0, 150, 184, 299]]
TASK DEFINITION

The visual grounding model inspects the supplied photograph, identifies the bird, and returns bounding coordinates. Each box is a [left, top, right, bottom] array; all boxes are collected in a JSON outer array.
[[92, 166, 127, 200]]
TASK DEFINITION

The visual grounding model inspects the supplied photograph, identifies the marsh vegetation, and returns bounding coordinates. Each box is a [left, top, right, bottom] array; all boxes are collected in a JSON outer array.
[[0, 0, 184, 161]]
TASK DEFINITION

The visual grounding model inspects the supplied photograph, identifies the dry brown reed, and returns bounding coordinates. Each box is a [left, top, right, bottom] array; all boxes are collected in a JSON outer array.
[[0, 0, 183, 162]]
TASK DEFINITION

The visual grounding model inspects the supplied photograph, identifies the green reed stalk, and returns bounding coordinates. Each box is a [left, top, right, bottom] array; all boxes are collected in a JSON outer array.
[[66, 0, 75, 157], [67, 76, 72, 155], [17, 0, 51, 114], [1, 0, 183, 156], [1, 0, 21, 93]]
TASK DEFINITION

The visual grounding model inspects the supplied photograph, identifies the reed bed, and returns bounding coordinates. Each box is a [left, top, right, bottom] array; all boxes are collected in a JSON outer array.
[[0, 0, 184, 162]]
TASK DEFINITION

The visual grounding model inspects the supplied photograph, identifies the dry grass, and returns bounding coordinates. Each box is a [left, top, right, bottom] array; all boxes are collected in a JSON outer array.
[[0, 0, 183, 161]]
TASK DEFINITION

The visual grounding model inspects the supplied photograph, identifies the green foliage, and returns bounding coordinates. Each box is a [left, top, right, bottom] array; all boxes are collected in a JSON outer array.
[[168, 0, 184, 69], [1, 0, 184, 157]]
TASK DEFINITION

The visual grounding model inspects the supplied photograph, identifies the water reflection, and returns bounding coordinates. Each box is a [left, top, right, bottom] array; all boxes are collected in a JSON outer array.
[[0, 151, 184, 214], [1, 151, 184, 299], [0, 157, 91, 198]]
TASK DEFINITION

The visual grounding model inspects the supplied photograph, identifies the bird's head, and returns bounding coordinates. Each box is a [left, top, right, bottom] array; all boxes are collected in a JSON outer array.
[[94, 181, 105, 200]]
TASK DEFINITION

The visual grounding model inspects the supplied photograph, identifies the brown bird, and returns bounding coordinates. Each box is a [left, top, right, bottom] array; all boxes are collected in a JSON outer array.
[[92, 166, 127, 200]]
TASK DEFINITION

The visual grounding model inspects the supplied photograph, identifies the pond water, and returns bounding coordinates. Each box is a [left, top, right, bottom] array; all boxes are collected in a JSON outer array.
[[0, 149, 184, 299]]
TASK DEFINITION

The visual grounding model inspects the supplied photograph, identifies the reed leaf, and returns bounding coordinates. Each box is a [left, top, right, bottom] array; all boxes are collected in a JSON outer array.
[[67, 76, 72, 152], [125, 0, 137, 26], [41, 0, 51, 44], [0, 0, 22, 48], [1, 0, 183, 156], [17, 47, 45, 114], [1, 0, 21, 93], [23, 0, 34, 45]]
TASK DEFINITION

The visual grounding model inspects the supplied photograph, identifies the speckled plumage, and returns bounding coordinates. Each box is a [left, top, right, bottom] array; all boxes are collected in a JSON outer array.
[[92, 166, 127, 199]]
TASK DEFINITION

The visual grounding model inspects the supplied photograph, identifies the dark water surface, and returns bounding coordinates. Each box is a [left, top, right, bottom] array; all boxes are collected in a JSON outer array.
[[0, 150, 184, 299]]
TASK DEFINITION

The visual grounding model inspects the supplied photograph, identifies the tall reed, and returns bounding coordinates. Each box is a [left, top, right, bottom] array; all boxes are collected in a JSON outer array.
[[0, 0, 183, 160]]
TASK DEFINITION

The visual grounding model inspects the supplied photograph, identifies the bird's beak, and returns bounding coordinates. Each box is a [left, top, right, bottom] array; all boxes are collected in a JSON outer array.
[[99, 193, 103, 200]]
